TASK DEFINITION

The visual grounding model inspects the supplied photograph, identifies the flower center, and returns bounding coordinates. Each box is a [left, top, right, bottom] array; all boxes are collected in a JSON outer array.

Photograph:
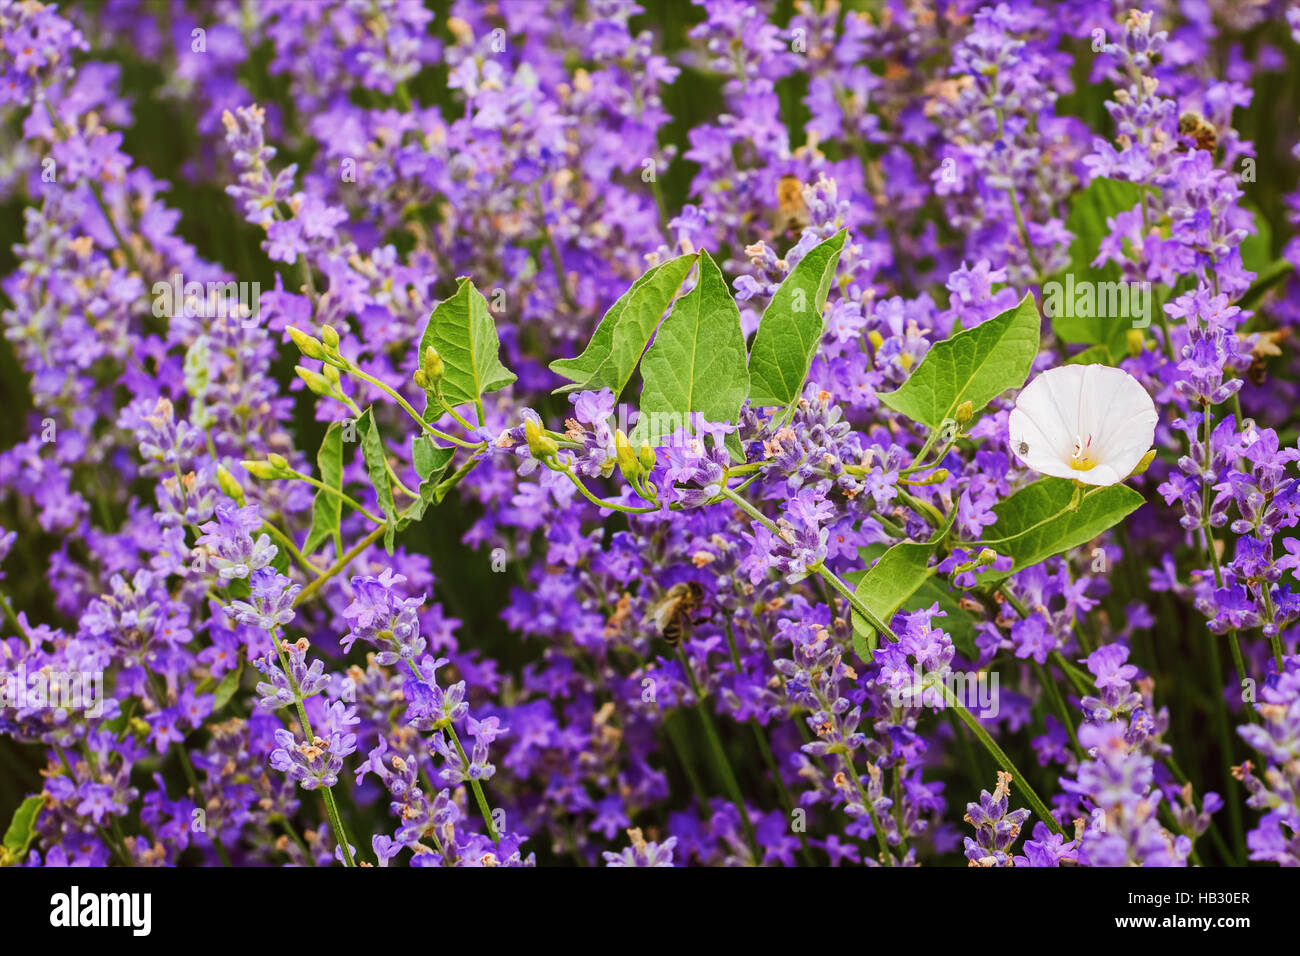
[[1069, 434, 1096, 471]]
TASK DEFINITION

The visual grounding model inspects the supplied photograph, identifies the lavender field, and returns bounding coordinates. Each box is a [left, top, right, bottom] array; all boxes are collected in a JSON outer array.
[[1, 0, 1298, 872]]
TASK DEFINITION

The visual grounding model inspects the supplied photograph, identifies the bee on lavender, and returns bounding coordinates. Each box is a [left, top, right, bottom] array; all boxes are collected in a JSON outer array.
[[644, 581, 707, 645]]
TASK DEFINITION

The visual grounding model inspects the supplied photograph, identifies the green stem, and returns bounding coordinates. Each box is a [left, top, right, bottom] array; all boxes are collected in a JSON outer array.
[[88, 179, 140, 276], [293, 526, 385, 608], [288, 471, 384, 524], [447, 725, 500, 844], [1260, 586, 1284, 671], [0, 591, 28, 639], [435, 388, 480, 434], [816, 561, 898, 644], [261, 522, 317, 576], [559, 465, 658, 514], [717, 485, 898, 642], [270, 632, 355, 866], [721, 619, 813, 862], [842, 759, 895, 866], [273, 814, 315, 864], [319, 789, 353, 865], [345, 364, 482, 450], [434, 454, 483, 502], [663, 714, 712, 813], [1033, 660, 1084, 761], [676, 649, 760, 862], [1050, 650, 1094, 697], [403, 659, 500, 843], [939, 681, 1063, 835], [142, 669, 232, 865], [60, 747, 134, 866]]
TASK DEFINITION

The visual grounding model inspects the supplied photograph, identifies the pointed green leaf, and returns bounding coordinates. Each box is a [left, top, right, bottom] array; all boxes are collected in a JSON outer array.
[[880, 292, 1040, 429], [396, 436, 457, 531], [634, 250, 749, 441], [977, 477, 1144, 582], [549, 253, 698, 397], [302, 422, 344, 555], [212, 660, 243, 712], [419, 278, 516, 411], [357, 408, 398, 553], [413, 435, 455, 481], [724, 431, 746, 464], [2, 794, 43, 862], [747, 230, 846, 407]]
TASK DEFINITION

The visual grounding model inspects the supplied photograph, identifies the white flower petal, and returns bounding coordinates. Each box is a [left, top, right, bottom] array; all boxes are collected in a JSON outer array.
[[1008, 363, 1156, 486], [1009, 407, 1077, 478], [1010, 367, 1078, 456]]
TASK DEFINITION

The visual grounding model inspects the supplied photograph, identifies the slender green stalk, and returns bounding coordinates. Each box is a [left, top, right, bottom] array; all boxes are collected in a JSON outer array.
[[142, 669, 232, 865], [447, 725, 500, 843], [816, 561, 898, 643], [939, 681, 1063, 835], [1050, 650, 1094, 697], [319, 789, 353, 865], [842, 759, 895, 865], [272, 814, 315, 864], [344, 364, 483, 450], [293, 526, 385, 608], [1260, 586, 1284, 671], [1197, 401, 1248, 861], [261, 522, 317, 576], [0, 590, 29, 640], [718, 485, 898, 641], [675, 649, 760, 862], [721, 621, 815, 862], [286, 471, 384, 524], [1165, 755, 1235, 864], [719, 483, 1062, 833], [559, 465, 658, 514], [1032, 660, 1084, 761], [270, 632, 355, 866], [403, 659, 500, 843], [57, 746, 133, 866], [434, 388, 480, 434], [434, 454, 483, 501], [662, 715, 712, 812]]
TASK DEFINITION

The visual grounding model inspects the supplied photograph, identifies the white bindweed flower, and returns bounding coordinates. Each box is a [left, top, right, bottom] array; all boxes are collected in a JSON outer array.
[[1008, 364, 1157, 486]]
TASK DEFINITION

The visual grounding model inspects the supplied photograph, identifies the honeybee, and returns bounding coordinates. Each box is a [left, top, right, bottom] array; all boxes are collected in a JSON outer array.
[[644, 581, 706, 645], [1247, 328, 1289, 386], [1177, 111, 1217, 155], [773, 174, 810, 237]]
